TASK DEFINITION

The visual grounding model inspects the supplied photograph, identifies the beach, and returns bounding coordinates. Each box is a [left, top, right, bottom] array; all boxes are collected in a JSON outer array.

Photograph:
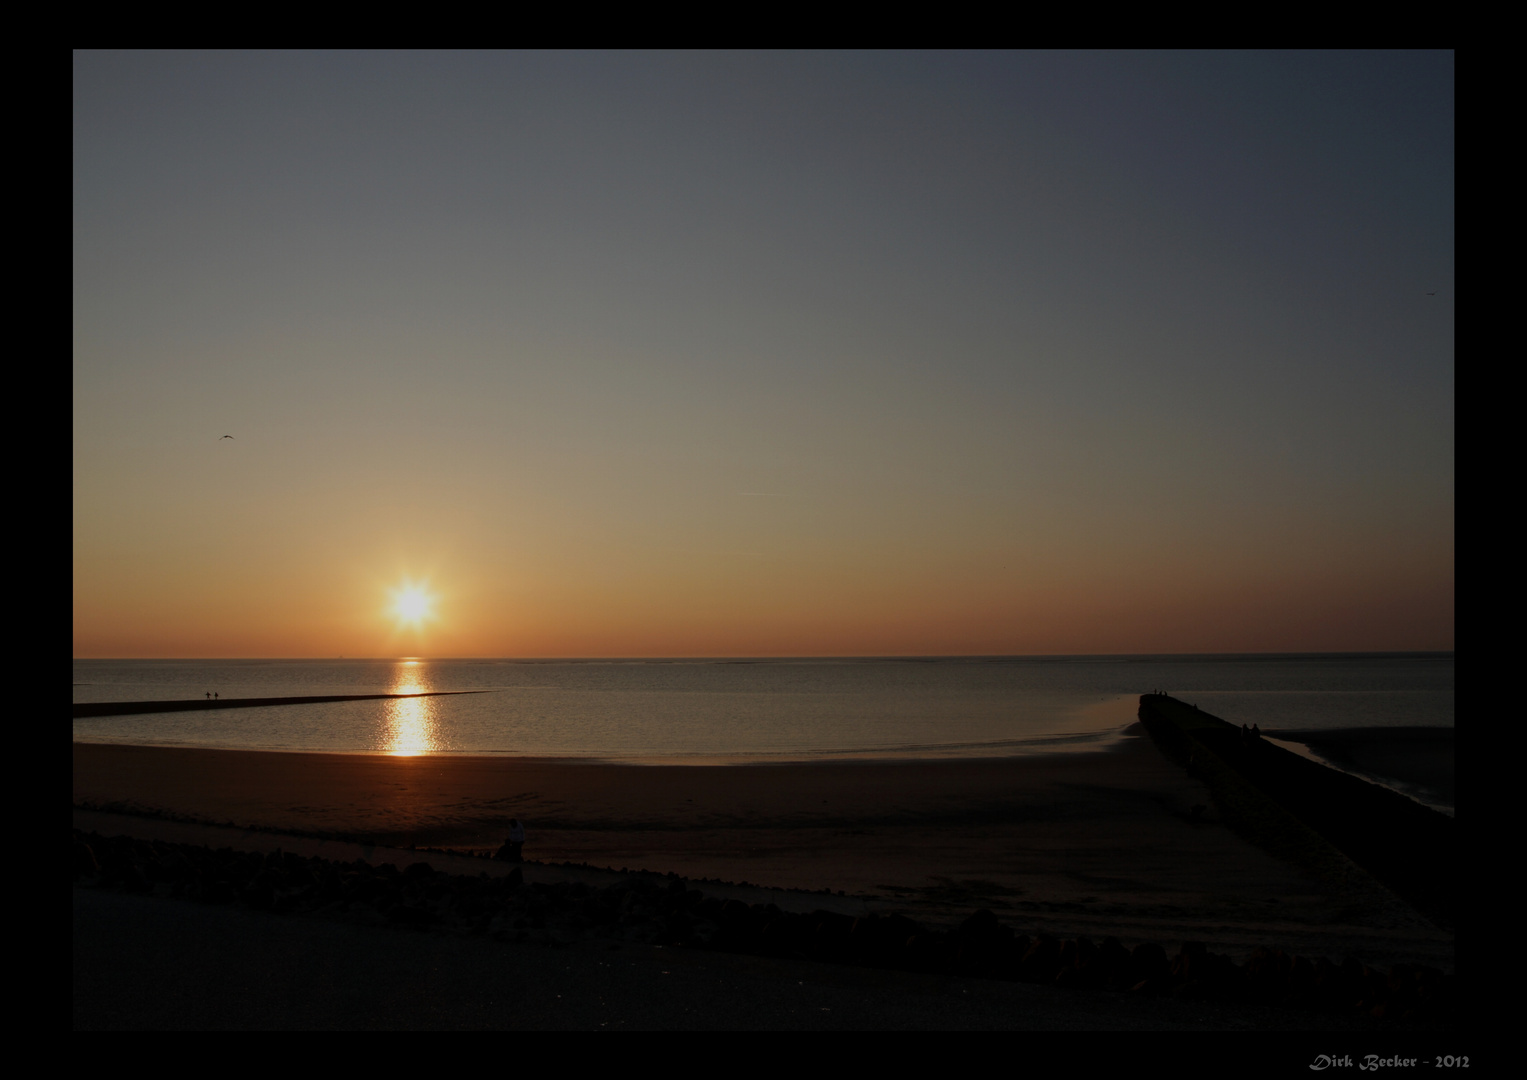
[[72, 727, 1451, 973], [72, 886, 1401, 1033], [74, 49, 1455, 1038]]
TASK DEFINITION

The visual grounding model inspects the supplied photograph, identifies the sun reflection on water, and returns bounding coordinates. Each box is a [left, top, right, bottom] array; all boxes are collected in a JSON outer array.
[[384, 660, 438, 756]]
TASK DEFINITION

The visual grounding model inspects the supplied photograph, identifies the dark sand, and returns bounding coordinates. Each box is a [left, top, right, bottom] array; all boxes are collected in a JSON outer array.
[[73, 886, 1395, 1034], [73, 730, 1451, 972]]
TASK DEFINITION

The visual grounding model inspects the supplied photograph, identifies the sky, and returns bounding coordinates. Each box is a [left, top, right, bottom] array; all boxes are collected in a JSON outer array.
[[72, 51, 1454, 658]]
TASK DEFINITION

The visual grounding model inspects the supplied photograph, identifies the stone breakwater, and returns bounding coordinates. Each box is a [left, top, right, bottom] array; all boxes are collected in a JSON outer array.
[[1136, 694, 1455, 927], [73, 691, 485, 719], [74, 830, 1452, 1027]]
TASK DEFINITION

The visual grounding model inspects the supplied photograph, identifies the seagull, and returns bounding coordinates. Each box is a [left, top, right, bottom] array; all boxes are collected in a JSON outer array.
[[220, 435, 234, 439]]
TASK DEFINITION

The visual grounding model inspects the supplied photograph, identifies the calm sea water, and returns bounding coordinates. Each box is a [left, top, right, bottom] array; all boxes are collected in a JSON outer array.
[[72, 654, 1453, 762]]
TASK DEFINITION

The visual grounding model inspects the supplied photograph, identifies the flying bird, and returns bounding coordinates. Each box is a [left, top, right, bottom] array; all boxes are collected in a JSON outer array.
[[220, 435, 234, 439]]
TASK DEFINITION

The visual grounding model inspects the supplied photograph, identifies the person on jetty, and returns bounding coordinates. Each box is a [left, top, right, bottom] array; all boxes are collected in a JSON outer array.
[[496, 820, 526, 863]]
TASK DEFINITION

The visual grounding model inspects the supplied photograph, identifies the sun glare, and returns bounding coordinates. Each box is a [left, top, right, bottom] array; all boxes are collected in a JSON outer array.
[[391, 583, 435, 626]]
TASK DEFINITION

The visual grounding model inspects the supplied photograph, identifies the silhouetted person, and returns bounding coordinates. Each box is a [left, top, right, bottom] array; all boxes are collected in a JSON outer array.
[[496, 819, 525, 863], [205, 692, 211, 700]]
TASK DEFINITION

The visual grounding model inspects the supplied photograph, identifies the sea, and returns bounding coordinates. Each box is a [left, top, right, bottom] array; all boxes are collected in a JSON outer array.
[[73, 653, 1452, 764]]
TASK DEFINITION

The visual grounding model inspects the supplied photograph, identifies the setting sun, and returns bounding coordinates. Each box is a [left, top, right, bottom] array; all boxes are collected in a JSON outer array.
[[391, 583, 435, 626]]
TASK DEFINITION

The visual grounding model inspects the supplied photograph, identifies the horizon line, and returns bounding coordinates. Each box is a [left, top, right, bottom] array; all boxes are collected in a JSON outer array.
[[73, 649, 1456, 662]]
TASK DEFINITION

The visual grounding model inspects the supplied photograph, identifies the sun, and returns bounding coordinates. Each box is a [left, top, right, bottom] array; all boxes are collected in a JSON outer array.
[[391, 583, 436, 626]]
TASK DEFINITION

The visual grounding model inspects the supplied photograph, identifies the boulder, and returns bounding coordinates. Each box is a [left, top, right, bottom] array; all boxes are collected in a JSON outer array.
[[1136, 940, 1166, 983], [1018, 936, 1061, 983], [73, 839, 99, 879], [957, 908, 1002, 940]]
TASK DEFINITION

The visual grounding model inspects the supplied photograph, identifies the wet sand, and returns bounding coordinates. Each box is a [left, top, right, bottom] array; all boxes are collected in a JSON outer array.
[[72, 729, 1451, 971]]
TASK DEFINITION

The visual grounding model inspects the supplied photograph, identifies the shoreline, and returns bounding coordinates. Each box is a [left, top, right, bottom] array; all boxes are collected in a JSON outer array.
[[1138, 699, 1453, 930], [66, 732, 1132, 765], [69, 722, 1450, 811]]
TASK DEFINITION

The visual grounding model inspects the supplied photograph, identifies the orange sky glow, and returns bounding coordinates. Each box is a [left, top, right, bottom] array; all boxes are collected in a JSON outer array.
[[73, 52, 1453, 658]]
